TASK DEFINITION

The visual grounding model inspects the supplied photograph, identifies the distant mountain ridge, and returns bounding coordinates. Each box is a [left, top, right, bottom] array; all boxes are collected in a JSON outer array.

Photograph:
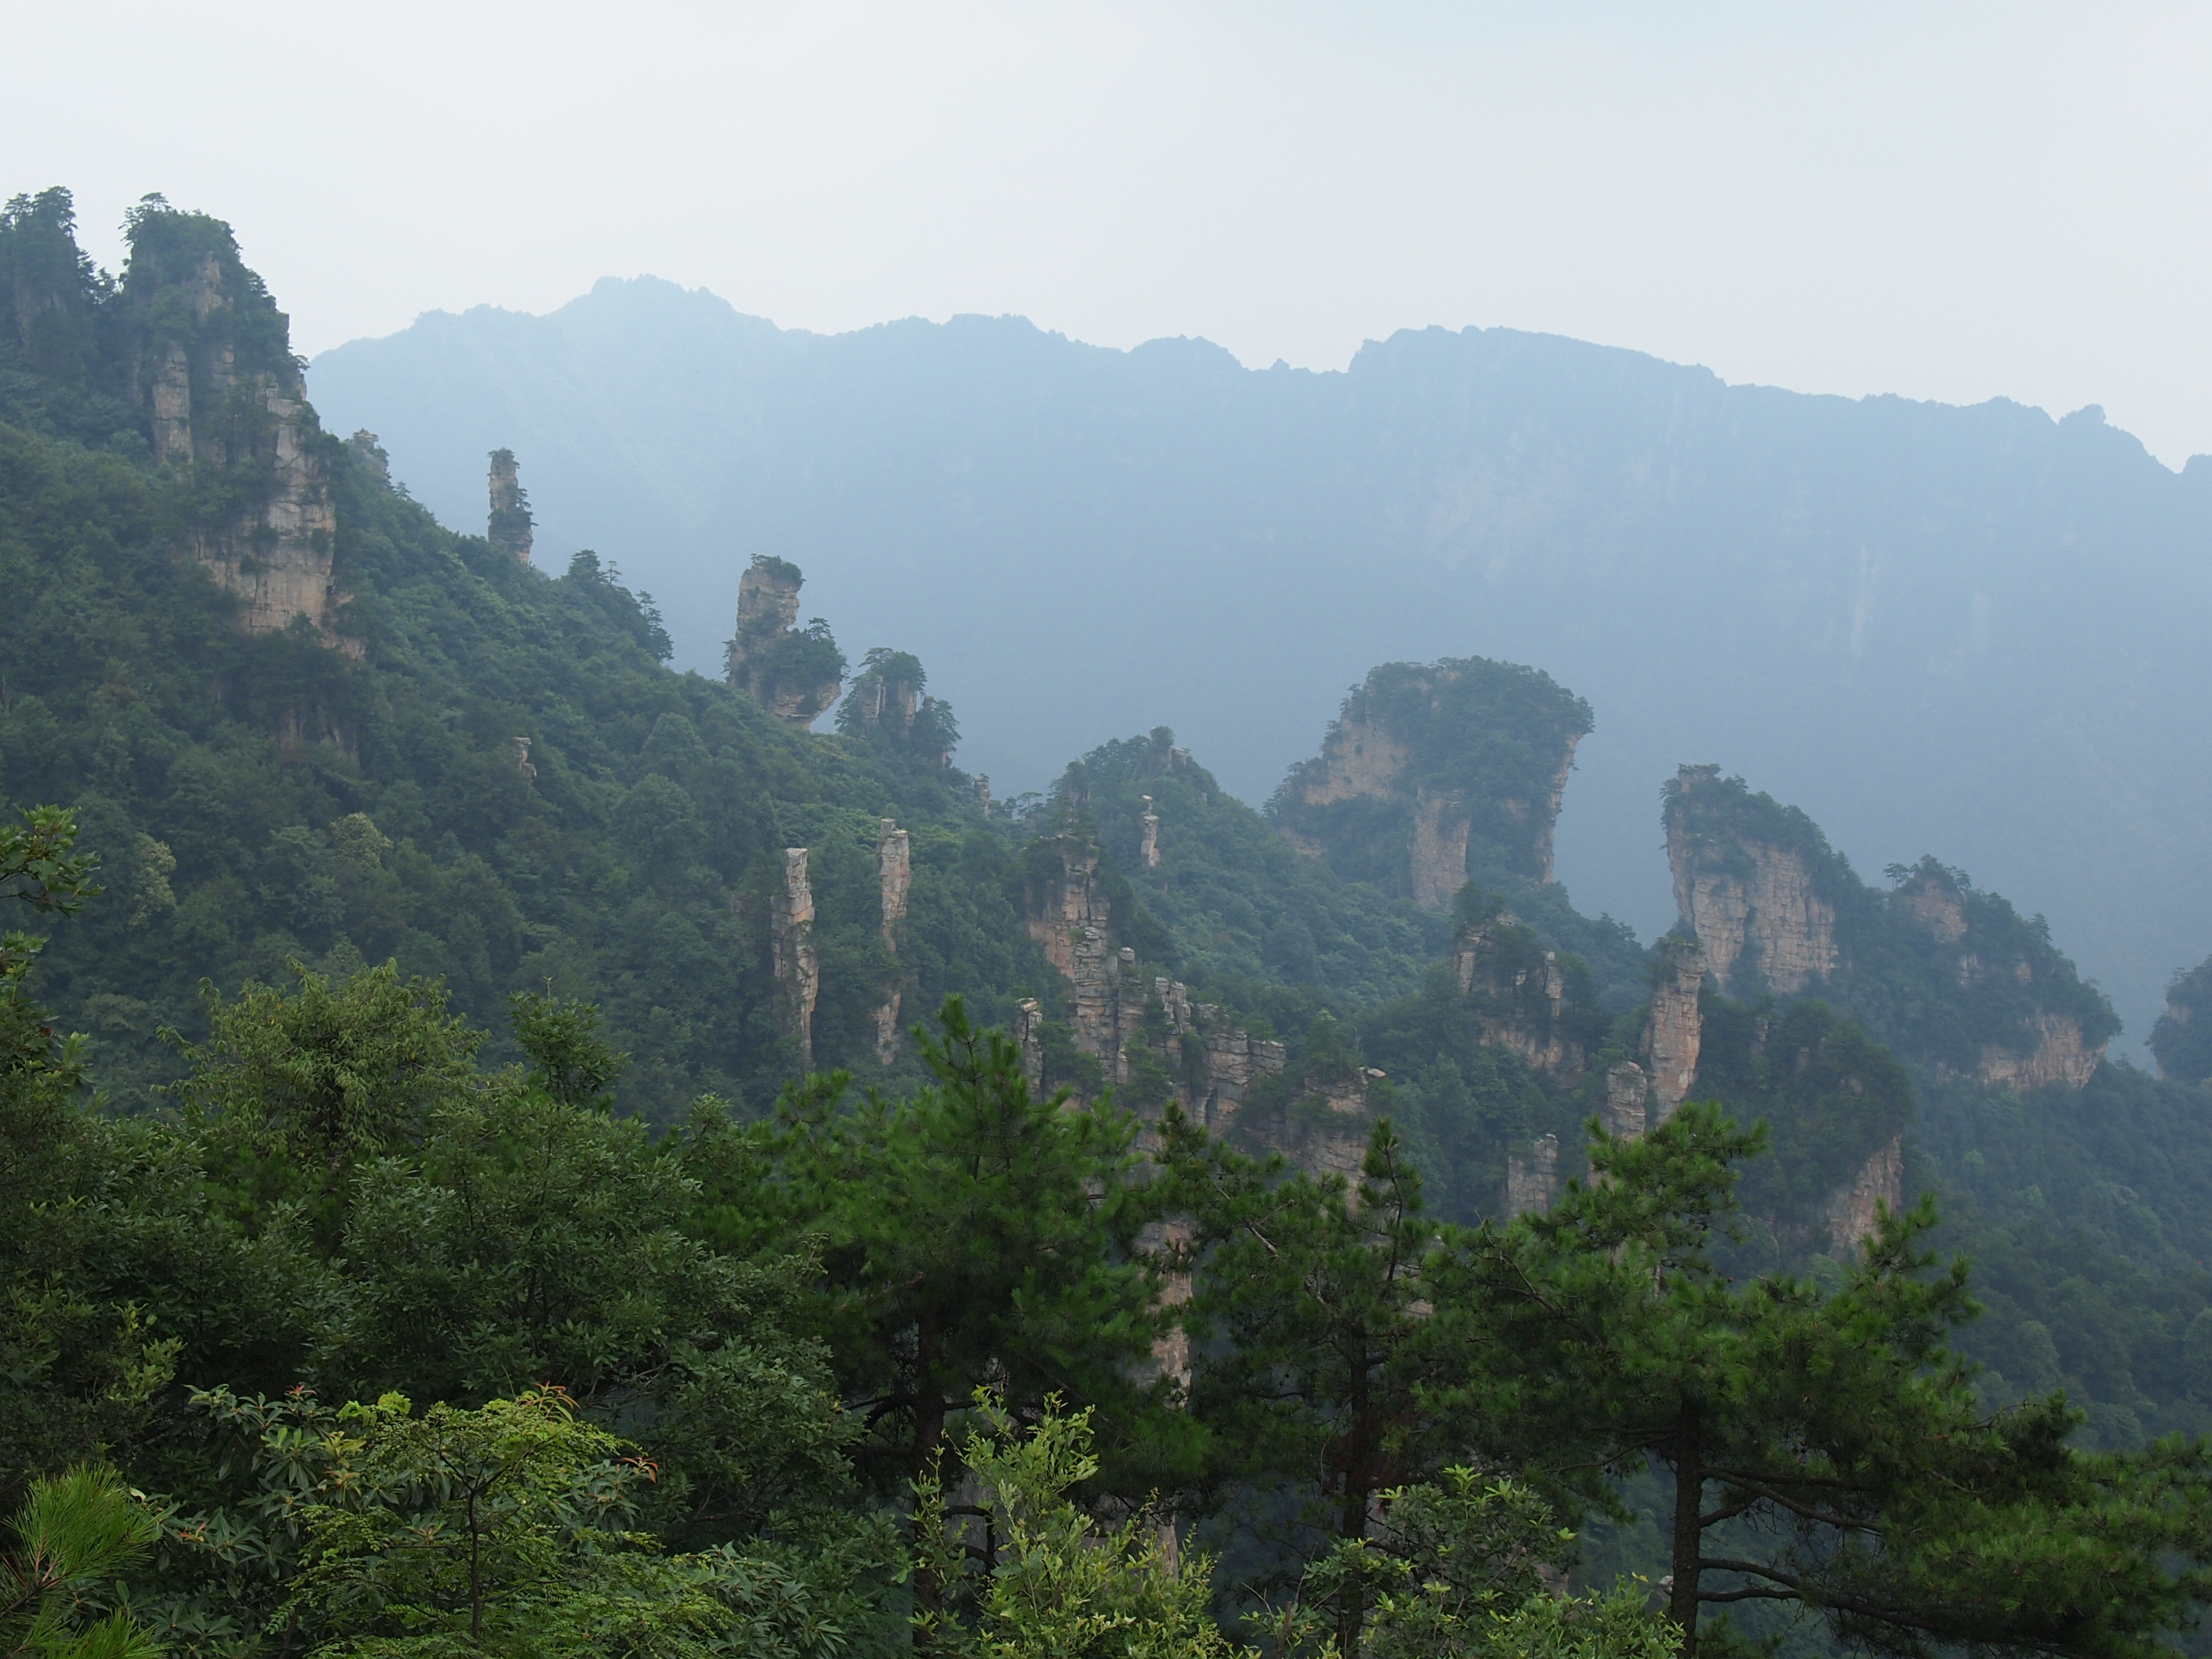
[[308, 277, 2212, 1048]]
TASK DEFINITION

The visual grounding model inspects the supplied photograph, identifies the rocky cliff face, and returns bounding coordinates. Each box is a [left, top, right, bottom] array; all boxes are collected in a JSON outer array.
[[1451, 906, 1581, 1079], [1661, 773, 2113, 1090], [1643, 936, 1706, 1122], [1504, 1134, 1561, 1218], [1888, 859, 2111, 1091], [1664, 765, 1837, 995], [1822, 1134, 1904, 1255], [1602, 1060, 1650, 1141], [771, 847, 819, 1069], [874, 820, 912, 1063], [1271, 656, 1591, 910], [726, 556, 844, 724], [122, 210, 347, 646]]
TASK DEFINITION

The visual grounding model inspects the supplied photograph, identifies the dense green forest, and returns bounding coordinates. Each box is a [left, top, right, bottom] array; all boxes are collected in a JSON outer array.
[[10, 184, 2212, 1655]]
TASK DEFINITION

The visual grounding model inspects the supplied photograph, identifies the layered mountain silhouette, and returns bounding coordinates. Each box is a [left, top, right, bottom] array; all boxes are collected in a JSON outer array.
[[308, 278, 2212, 1047]]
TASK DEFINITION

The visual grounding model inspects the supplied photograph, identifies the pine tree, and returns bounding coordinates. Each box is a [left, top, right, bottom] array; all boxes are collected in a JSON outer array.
[[1438, 1102, 2212, 1657]]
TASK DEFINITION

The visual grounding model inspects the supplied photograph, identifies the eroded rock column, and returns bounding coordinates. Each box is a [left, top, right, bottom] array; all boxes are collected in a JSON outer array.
[[772, 847, 819, 1070], [1644, 936, 1706, 1122], [875, 820, 912, 1063]]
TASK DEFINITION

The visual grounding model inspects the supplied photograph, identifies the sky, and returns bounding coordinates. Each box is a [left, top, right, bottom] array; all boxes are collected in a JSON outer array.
[[12, 2, 2212, 464]]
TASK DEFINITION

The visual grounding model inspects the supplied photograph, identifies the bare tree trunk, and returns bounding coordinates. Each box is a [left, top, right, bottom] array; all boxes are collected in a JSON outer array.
[[1668, 1397, 1703, 1658]]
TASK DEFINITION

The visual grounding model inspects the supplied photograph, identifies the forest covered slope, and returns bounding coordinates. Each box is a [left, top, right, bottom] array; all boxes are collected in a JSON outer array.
[[12, 183, 2212, 1654], [307, 273, 2212, 1056]]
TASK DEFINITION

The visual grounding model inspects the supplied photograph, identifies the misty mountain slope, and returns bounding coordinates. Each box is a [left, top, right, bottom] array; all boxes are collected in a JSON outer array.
[[308, 280, 2212, 1045]]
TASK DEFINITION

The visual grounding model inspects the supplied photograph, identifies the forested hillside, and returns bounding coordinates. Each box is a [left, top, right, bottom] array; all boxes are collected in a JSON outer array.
[[306, 272, 2212, 1056], [11, 183, 2212, 1656]]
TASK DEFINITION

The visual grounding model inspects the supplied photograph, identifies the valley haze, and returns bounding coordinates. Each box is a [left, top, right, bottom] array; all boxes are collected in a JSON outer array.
[[309, 278, 2212, 1055]]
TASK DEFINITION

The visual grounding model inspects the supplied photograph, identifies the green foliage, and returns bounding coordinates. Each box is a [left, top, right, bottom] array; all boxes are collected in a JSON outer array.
[[506, 989, 625, 1107], [1691, 995, 1911, 1232], [836, 648, 960, 766], [685, 998, 1176, 1499], [915, 1392, 1246, 1658], [2152, 952, 2212, 1085], [171, 961, 483, 1170], [1159, 1111, 1483, 1644], [0, 1464, 161, 1659], [156, 1386, 862, 1659], [1439, 1102, 2212, 1658], [1053, 731, 1444, 1007], [1279, 1471, 1673, 1659]]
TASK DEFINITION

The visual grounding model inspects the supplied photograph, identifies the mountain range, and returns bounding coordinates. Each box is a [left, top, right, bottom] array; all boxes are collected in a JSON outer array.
[[307, 276, 2212, 1053]]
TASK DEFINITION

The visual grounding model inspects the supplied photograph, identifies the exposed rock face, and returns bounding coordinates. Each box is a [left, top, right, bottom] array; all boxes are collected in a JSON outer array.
[[1014, 997, 1045, 1090], [1603, 1061, 1650, 1141], [1979, 1013, 2100, 1091], [510, 737, 536, 780], [1139, 797, 1161, 868], [1504, 1135, 1560, 1218], [1409, 789, 1474, 911], [1897, 868, 1968, 944], [1823, 1133, 1903, 1256], [1451, 907, 1579, 1078], [1664, 764, 1838, 995], [1025, 835, 1119, 1062], [487, 448, 533, 563], [874, 820, 912, 1064], [771, 848, 819, 1070], [1272, 657, 1592, 909], [726, 556, 843, 724], [123, 224, 347, 646], [1644, 936, 1706, 1122]]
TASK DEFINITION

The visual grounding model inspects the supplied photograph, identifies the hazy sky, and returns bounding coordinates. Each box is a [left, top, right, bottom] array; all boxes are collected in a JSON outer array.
[[15, 2, 2212, 463]]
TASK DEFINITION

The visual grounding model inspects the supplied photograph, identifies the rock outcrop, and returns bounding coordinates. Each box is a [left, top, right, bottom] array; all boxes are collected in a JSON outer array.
[[772, 848, 819, 1069], [1139, 797, 1161, 868], [1504, 1135, 1561, 1217], [1272, 656, 1592, 909], [874, 820, 912, 1063], [1978, 1014, 2100, 1092], [1822, 1133, 1903, 1256], [1643, 936, 1706, 1122], [1602, 1061, 1650, 1141], [122, 211, 348, 647], [1888, 858, 2110, 1091], [1665, 766, 1837, 995], [487, 448, 533, 563], [1450, 906, 1581, 1079], [726, 556, 844, 724]]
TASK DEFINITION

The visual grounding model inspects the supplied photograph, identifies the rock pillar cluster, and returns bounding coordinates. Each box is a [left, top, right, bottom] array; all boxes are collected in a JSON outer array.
[[874, 820, 912, 1063], [772, 848, 819, 1070], [1643, 936, 1706, 1122]]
